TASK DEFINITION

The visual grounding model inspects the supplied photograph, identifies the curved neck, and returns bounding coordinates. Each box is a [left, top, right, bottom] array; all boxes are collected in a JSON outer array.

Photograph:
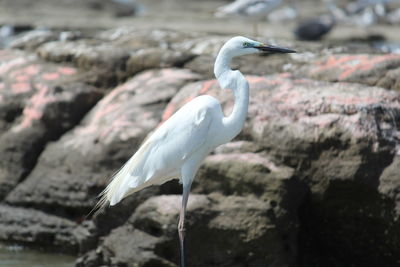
[[214, 48, 249, 144]]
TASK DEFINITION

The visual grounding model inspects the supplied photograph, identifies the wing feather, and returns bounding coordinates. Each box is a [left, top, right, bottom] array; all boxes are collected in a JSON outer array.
[[94, 95, 220, 212]]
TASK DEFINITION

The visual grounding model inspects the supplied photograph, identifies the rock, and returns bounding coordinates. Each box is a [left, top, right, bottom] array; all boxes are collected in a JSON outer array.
[[37, 29, 199, 87], [379, 155, 400, 214], [75, 249, 104, 267], [172, 35, 227, 55], [79, 194, 298, 267], [296, 53, 400, 90], [73, 220, 98, 254], [6, 69, 200, 219], [101, 227, 177, 267], [194, 152, 294, 197], [126, 47, 194, 76], [161, 73, 400, 266], [0, 49, 101, 200], [298, 178, 400, 267], [37, 39, 130, 87], [0, 27, 399, 267], [0, 204, 77, 253], [96, 28, 198, 48], [164, 74, 400, 190], [9, 29, 58, 51]]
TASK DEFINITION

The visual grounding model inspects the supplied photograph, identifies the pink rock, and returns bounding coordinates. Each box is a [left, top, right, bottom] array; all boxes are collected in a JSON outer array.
[[58, 66, 77, 75], [298, 54, 400, 89], [11, 82, 31, 94], [41, 72, 61, 81]]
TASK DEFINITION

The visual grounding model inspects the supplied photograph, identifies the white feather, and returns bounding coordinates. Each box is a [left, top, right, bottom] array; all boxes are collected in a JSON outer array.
[[96, 95, 224, 209]]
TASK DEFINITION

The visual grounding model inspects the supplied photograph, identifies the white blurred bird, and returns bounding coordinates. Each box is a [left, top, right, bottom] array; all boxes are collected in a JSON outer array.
[[95, 36, 295, 267], [215, 0, 283, 36]]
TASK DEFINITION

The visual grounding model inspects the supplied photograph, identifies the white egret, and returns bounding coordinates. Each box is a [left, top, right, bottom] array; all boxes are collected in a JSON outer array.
[[215, 0, 283, 36], [95, 36, 295, 267]]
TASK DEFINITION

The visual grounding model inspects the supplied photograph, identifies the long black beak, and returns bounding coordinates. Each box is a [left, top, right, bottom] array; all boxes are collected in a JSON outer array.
[[254, 44, 296, 53]]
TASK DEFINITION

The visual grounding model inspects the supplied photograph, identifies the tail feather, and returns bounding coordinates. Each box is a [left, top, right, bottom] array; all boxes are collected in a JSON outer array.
[[91, 139, 154, 216]]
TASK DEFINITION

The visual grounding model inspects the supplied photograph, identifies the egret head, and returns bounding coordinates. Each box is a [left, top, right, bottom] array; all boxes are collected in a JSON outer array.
[[214, 36, 296, 86], [222, 36, 296, 57]]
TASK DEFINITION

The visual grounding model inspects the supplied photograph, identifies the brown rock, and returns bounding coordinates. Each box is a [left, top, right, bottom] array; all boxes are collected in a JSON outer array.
[[0, 204, 77, 253], [5, 69, 199, 219], [379, 155, 400, 214], [79, 194, 297, 267], [194, 152, 294, 197], [164, 74, 400, 191], [0, 49, 101, 200], [161, 73, 400, 266], [297, 53, 400, 90], [9, 30, 58, 51], [37, 29, 200, 88]]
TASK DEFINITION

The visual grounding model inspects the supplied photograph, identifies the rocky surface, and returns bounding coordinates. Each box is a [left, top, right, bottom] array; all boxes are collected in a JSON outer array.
[[78, 194, 297, 267], [0, 49, 102, 200], [0, 204, 78, 253], [5, 68, 199, 218], [0, 22, 398, 267], [296, 53, 400, 90]]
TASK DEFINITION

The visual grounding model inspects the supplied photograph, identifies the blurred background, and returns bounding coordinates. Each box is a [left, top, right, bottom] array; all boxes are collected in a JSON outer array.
[[0, 0, 400, 266], [0, 0, 400, 46]]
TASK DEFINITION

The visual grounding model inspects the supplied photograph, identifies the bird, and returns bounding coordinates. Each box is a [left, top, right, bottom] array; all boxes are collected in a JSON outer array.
[[294, 14, 336, 41], [326, 0, 394, 27], [95, 36, 295, 267], [215, 0, 283, 36]]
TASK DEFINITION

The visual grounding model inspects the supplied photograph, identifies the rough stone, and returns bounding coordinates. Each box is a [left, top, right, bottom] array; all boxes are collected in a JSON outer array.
[[79, 194, 298, 267], [5, 69, 200, 219], [9, 30, 58, 51], [126, 47, 194, 76], [296, 53, 400, 90], [164, 74, 400, 191], [95, 28, 198, 48], [37, 39, 130, 87], [194, 152, 294, 197], [0, 204, 77, 253], [0, 27, 399, 267], [102, 227, 177, 267], [161, 73, 400, 266], [379, 155, 400, 214], [0, 49, 101, 200], [37, 29, 200, 87]]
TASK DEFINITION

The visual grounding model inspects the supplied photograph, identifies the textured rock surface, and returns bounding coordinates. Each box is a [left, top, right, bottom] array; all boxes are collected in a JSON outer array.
[[6, 68, 199, 217], [0, 49, 101, 200], [9, 30, 59, 51], [37, 29, 199, 88], [0, 205, 78, 253], [79, 194, 297, 267], [160, 72, 400, 266], [297, 53, 400, 90], [0, 26, 399, 267]]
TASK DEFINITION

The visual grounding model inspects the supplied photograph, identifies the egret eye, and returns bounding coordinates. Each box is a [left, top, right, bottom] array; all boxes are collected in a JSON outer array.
[[243, 42, 250, 48]]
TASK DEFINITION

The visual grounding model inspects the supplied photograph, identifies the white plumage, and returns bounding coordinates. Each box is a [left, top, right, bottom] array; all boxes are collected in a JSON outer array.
[[102, 95, 224, 206]]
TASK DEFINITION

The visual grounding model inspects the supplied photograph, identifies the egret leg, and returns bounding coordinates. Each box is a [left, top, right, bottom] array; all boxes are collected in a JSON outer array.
[[178, 183, 191, 267]]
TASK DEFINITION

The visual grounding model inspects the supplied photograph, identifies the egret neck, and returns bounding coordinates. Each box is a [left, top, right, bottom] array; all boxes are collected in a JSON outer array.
[[214, 47, 249, 144]]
